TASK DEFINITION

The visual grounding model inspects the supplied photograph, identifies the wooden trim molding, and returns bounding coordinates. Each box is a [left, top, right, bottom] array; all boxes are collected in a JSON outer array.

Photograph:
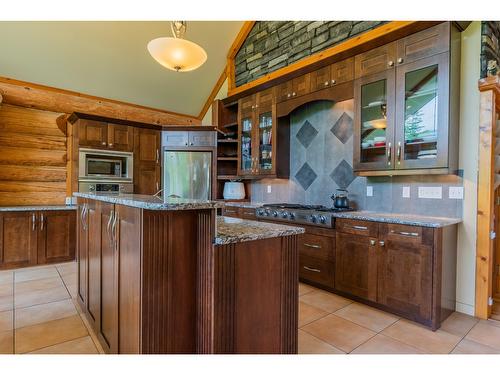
[[226, 21, 439, 99], [475, 76, 500, 319], [226, 21, 256, 91], [0, 76, 200, 126], [197, 67, 227, 121]]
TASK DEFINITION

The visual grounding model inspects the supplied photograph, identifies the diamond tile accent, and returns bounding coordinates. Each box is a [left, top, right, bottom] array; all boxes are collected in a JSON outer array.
[[296, 120, 318, 148], [295, 162, 318, 191], [331, 112, 353, 144], [330, 160, 356, 189]]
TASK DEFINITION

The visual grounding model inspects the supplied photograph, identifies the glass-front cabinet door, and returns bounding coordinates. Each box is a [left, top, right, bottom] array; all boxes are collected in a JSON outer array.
[[395, 53, 449, 169], [257, 110, 274, 174], [239, 114, 254, 175], [353, 70, 395, 171]]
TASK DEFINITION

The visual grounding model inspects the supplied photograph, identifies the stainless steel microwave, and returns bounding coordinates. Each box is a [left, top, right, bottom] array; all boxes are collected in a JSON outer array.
[[79, 148, 133, 182]]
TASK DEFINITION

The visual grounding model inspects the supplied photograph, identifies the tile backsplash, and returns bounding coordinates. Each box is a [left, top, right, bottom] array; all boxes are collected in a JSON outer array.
[[250, 100, 463, 218]]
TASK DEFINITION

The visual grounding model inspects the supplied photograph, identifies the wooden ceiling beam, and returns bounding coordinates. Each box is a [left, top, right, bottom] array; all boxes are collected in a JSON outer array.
[[0, 76, 201, 126]]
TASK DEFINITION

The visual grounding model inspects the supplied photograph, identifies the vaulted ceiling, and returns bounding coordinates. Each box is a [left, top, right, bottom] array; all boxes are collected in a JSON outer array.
[[0, 21, 243, 117]]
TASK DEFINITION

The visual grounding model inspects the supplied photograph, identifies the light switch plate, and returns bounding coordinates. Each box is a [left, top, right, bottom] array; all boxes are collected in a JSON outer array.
[[402, 186, 410, 198], [267, 185, 272, 194], [418, 186, 442, 199], [449, 186, 464, 199], [366, 186, 373, 197]]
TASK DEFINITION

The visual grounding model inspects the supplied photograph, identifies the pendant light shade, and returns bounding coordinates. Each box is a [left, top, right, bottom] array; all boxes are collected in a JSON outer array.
[[148, 21, 207, 72]]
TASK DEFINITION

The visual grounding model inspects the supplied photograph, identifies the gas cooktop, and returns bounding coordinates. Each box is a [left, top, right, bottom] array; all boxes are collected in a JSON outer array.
[[257, 203, 354, 228]]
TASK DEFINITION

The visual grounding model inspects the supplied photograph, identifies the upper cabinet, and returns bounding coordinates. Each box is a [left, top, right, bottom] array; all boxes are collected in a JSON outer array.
[[311, 58, 354, 92], [275, 75, 310, 102], [79, 120, 134, 152], [353, 22, 459, 175]]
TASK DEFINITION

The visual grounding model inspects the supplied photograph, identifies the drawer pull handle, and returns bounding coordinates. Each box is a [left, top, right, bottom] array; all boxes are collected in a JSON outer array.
[[390, 230, 419, 237], [303, 266, 321, 273], [347, 225, 368, 230], [303, 243, 321, 249]]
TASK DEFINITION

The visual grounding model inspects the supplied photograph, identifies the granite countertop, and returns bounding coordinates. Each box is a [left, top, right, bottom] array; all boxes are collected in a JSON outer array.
[[332, 210, 462, 228], [0, 205, 77, 212], [74, 192, 222, 211], [215, 215, 305, 245], [224, 202, 264, 209]]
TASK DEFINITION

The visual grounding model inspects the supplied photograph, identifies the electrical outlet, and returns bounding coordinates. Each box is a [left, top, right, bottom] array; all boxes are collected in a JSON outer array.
[[267, 185, 272, 194], [402, 186, 410, 198], [418, 186, 442, 199], [449, 186, 464, 199], [366, 186, 373, 197]]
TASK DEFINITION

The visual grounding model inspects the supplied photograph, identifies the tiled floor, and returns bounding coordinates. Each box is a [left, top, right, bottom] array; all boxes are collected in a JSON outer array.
[[298, 282, 500, 354], [2, 263, 500, 355], [0, 262, 102, 354]]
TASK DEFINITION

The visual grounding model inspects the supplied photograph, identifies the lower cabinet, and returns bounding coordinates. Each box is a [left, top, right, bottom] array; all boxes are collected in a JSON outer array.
[[298, 228, 335, 289], [0, 210, 76, 270]]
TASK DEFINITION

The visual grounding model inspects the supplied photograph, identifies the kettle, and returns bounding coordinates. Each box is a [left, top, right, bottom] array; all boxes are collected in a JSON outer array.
[[331, 189, 349, 209]]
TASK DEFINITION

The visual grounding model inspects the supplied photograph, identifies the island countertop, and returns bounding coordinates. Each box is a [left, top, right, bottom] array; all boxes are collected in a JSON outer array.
[[74, 192, 223, 210], [215, 215, 305, 245], [0, 205, 77, 212]]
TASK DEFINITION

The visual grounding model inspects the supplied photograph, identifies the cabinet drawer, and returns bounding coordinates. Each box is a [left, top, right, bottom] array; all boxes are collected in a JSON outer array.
[[222, 206, 241, 218], [275, 81, 294, 103], [397, 23, 449, 65], [336, 218, 378, 237], [188, 131, 215, 147], [299, 233, 334, 261], [380, 223, 432, 245], [355, 42, 397, 78], [162, 131, 189, 147], [240, 207, 256, 220], [299, 255, 334, 289]]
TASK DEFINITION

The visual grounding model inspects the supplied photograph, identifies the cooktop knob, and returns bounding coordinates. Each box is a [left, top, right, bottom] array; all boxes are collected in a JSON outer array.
[[272, 210, 278, 217], [310, 214, 317, 223], [281, 211, 289, 218], [257, 209, 264, 216], [319, 215, 327, 224], [289, 213, 296, 220]]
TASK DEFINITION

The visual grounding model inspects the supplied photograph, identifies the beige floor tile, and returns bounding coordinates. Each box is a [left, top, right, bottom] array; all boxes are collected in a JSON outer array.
[[15, 299, 77, 329], [302, 314, 376, 353], [28, 336, 98, 354], [298, 283, 315, 296], [382, 319, 461, 354], [300, 290, 352, 313], [78, 311, 105, 354], [15, 286, 70, 309], [451, 338, 500, 354], [0, 310, 13, 332], [15, 315, 88, 353], [351, 334, 424, 354], [64, 282, 78, 299], [465, 320, 500, 350], [334, 303, 399, 332], [0, 295, 13, 312], [0, 271, 13, 286], [14, 267, 59, 283], [14, 276, 64, 294], [0, 330, 13, 354], [440, 312, 479, 337], [299, 301, 329, 328], [56, 262, 77, 276], [298, 329, 345, 354], [0, 283, 13, 297]]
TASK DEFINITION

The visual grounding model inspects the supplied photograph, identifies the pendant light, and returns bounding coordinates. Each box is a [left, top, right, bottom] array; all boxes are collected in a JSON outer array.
[[147, 21, 207, 72]]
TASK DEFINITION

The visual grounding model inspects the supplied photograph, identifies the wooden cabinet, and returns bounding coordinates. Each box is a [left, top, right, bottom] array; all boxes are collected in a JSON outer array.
[[310, 58, 354, 93], [77, 199, 88, 308], [133, 128, 161, 194], [79, 120, 134, 152], [37, 210, 76, 264], [353, 22, 459, 175], [275, 74, 310, 102], [0, 211, 37, 269], [87, 199, 101, 327], [0, 210, 76, 270], [335, 232, 378, 301], [335, 218, 457, 330]]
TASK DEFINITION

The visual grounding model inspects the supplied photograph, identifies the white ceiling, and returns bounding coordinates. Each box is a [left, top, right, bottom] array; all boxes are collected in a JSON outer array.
[[0, 21, 243, 117]]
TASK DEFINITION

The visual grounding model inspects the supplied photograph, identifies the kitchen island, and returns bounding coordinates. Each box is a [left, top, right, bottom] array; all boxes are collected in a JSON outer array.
[[74, 193, 303, 354]]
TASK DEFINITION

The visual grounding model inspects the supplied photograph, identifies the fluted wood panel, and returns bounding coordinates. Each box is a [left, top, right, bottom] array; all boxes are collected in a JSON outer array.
[[280, 235, 299, 353]]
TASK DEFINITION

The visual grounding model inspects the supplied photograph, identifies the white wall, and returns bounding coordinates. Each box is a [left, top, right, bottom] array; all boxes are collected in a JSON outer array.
[[456, 21, 481, 315], [202, 78, 229, 125]]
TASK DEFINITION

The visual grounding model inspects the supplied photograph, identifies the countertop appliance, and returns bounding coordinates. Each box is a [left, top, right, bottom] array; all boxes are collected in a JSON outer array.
[[223, 181, 245, 200], [256, 203, 354, 228]]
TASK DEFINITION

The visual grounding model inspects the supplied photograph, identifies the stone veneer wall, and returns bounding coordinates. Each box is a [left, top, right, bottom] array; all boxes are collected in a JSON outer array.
[[234, 21, 385, 87], [250, 100, 463, 218], [480, 21, 500, 78]]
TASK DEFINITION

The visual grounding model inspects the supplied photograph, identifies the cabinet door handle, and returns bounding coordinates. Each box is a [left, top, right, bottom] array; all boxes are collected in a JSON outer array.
[[388, 60, 394, 67], [82, 203, 88, 231], [32, 213, 36, 231], [287, 93, 291, 98], [387, 142, 392, 166], [40, 213, 44, 231], [397, 142, 401, 164], [107, 210, 114, 243], [108, 143, 114, 148], [331, 79, 336, 85], [101, 142, 107, 146], [397, 57, 404, 64], [324, 81, 329, 86], [112, 211, 118, 249], [303, 243, 321, 249], [156, 149, 159, 163], [303, 266, 321, 273], [379, 241, 385, 247], [292, 92, 296, 97], [390, 230, 419, 237], [370, 239, 376, 246]]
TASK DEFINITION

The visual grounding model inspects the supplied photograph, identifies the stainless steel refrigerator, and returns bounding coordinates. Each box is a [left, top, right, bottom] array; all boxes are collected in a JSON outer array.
[[163, 151, 212, 200]]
